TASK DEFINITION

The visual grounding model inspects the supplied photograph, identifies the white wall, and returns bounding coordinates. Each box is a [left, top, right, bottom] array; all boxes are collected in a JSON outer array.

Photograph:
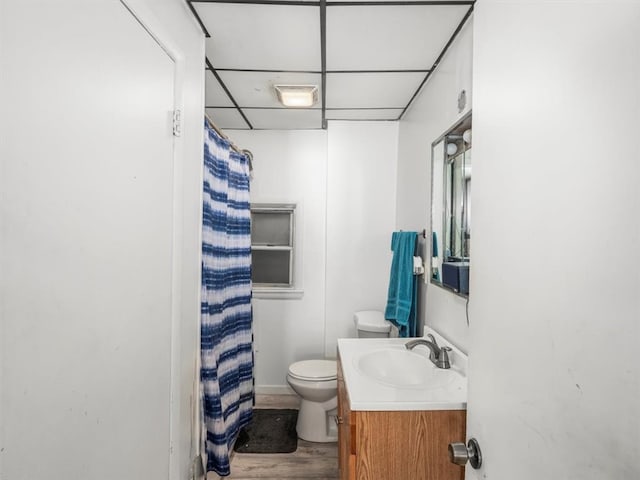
[[0, 1, 204, 479], [396, 19, 473, 352], [228, 122, 399, 389], [230, 130, 328, 392], [325, 121, 399, 357], [467, 2, 639, 478]]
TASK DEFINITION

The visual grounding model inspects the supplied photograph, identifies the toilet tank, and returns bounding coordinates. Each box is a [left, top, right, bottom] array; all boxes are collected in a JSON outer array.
[[353, 310, 392, 338]]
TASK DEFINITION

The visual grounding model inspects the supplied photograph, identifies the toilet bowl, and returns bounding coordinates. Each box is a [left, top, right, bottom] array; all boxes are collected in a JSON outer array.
[[286, 311, 392, 443], [286, 360, 338, 443]]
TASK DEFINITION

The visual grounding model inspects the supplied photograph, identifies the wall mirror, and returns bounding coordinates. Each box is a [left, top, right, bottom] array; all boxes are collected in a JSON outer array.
[[430, 113, 472, 296]]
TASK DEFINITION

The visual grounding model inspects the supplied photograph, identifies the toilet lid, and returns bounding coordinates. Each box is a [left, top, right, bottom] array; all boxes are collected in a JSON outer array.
[[288, 360, 337, 381], [354, 310, 392, 333]]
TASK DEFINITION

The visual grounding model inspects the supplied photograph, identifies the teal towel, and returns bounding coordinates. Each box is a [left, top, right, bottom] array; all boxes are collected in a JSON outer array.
[[384, 231, 418, 337], [432, 231, 439, 257]]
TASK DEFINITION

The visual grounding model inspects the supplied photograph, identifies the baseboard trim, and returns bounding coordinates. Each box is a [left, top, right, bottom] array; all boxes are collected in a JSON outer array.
[[255, 385, 295, 395]]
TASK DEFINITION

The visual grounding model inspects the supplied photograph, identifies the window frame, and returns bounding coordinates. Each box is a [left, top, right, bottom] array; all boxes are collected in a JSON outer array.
[[250, 203, 296, 290]]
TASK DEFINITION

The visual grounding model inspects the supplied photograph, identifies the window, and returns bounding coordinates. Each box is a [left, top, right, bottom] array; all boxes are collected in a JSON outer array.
[[251, 204, 295, 288]]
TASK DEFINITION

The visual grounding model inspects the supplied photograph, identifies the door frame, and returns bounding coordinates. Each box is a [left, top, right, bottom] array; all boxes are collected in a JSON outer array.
[[117, 2, 191, 479]]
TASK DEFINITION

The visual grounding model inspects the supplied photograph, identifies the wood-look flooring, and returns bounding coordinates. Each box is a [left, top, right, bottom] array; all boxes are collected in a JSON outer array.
[[207, 394, 339, 480]]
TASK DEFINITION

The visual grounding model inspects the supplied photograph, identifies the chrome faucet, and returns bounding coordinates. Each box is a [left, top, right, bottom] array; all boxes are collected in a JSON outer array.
[[405, 334, 452, 369]]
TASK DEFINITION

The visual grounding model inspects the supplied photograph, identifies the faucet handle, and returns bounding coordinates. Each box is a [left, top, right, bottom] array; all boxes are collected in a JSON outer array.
[[426, 333, 439, 347], [438, 346, 452, 369]]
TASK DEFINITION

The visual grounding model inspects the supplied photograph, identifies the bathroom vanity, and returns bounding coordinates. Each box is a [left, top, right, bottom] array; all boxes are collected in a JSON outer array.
[[336, 336, 467, 480]]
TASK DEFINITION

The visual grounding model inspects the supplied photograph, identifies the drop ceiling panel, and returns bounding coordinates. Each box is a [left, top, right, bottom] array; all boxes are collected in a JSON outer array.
[[326, 109, 403, 120], [326, 72, 424, 109], [244, 108, 322, 130], [196, 3, 321, 71], [205, 71, 233, 107], [326, 6, 468, 70], [218, 71, 322, 108], [206, 108, 248, 130]]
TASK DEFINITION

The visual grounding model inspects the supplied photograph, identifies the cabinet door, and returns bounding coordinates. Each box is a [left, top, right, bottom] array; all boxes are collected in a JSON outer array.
[[355, 410, 465, 480]]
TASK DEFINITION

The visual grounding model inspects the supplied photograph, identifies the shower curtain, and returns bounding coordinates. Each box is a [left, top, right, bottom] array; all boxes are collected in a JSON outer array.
[[201, 120, 253, 476]]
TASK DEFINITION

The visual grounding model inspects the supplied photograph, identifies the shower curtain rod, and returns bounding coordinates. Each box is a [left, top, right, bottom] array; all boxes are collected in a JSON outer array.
[[205, 113, 253, 172], [205, 113, 241, 153]]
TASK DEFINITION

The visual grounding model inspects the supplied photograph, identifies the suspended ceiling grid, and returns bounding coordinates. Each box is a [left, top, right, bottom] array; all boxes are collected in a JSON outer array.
[[188, 0, 475, 130]]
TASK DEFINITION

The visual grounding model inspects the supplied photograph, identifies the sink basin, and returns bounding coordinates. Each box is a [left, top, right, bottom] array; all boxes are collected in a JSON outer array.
[[355, 348, 456, 388], [338, 337, 467, 410]]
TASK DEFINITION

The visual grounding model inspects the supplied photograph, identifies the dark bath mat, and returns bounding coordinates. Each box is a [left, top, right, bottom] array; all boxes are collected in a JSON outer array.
[[234, 409, 298, 454]]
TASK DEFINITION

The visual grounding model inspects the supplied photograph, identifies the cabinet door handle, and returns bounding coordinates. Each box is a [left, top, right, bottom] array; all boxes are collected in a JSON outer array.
[[334, 416, 344, 425]]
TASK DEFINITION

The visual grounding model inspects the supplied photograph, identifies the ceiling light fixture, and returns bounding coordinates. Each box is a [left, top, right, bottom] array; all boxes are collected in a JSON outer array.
[[274, 85, 318, 108]]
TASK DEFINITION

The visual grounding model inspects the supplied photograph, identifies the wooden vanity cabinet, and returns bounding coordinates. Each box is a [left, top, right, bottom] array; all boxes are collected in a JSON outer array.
[[337, 357, 355, 480], [337, 355, 466, 480]]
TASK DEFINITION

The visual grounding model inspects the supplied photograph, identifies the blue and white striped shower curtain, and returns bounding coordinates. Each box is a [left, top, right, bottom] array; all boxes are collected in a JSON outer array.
[[201, 121, 253, 476]]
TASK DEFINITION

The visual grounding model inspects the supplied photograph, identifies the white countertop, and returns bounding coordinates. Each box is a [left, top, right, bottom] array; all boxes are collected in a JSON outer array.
[[337, 329, 467, 411]]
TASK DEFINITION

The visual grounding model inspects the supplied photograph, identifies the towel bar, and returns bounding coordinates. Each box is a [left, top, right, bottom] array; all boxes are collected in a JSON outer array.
[[398, 229, 427, 238]]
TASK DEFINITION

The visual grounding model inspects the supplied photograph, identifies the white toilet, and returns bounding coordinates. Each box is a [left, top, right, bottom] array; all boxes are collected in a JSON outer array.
[[286, 310, 392, 442], [351, 310, 394, 338]]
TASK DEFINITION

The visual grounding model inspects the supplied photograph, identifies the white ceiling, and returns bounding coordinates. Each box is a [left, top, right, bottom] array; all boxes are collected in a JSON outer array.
[[191, 0, 474, 130]]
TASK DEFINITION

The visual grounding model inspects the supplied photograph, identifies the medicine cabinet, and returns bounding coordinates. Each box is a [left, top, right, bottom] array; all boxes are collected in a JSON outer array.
[[430, 113, 472, 296]]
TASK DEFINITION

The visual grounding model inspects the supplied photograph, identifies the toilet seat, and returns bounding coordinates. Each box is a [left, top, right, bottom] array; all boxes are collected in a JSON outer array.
[[288, 359, 337, 382]]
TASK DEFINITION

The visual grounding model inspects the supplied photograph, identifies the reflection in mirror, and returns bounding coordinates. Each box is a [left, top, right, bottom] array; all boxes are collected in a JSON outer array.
[[445, 148, 471, 260], [431, 140, 445, 283], [430, 113, 472, 296]]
